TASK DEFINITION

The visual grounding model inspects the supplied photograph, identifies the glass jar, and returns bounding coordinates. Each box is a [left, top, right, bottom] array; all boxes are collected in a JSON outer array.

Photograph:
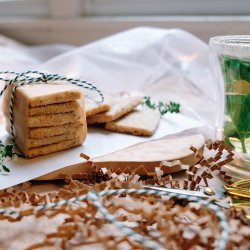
[[209, 35, 250, 170]]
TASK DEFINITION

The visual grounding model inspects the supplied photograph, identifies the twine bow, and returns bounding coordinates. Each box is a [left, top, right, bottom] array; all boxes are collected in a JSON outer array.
[[0, 71, 103, 143]]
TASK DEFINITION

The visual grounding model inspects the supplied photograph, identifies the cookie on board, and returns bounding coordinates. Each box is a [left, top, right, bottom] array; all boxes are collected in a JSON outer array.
[[87, 96, 143, 124], [85, 97, 111, 117], [105, 109, 160, 136]]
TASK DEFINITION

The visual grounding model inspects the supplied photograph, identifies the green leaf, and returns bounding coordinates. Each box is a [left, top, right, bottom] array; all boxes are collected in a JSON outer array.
[[235, 93, 250, 137], [0, 144, 14, 174], [229, 59, 241, 80], [224, 137, 235, 149], [223, 122, 238, 149], [227, 93, 250, 141], [2, 165, 10, 173], [240, 61, 250, 82], [4, 144, 13, 157], [221, 57, 240, 83], [143, 96, 156, 109], [143, 96, 180, 115], [224, 121, 239, 139]]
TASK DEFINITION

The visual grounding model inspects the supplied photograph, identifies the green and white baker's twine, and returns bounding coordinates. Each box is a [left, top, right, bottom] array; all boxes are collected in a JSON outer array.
[[0, 71, 104, 143], [0, 188, 229, 250]]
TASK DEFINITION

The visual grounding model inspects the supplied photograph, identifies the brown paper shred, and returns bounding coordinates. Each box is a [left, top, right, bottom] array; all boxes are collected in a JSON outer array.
[[22, 182, 32, 189], [195, 176, 202, 184], [191, 165, 198, 174], [214, 152, 223, 162], [131, 174, 140, 183], [71, 173, 90, 180], [24, 200, 249, 250], [182, 141, 235, 189], [80, 153, 90, 160], [132, 165, 149, 176], [113, 168, 122, 175], [86, 160, 94, 167], [1, 140, 248, 250], [155, 167, 164, 183], [210, 164, 219, 171], [187, 171, 194, 181], [213, 140, 220, 150], [200, 159, 210, 167], [189, 181, 197, 190], [206, 139, 213, 150], [183, 180, 189, 190], [190, 146, 197, 152], [123, 167, 132, 175], [170, 179, 180, 189], [100, 167, 108, 175], [160, 160, 182, 169]]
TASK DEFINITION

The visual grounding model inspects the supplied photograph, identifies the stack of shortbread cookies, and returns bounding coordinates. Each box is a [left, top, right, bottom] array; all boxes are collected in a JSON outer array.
[[86, 96, 160, 137], [3, 83, 87, 158], [3, 85, 160, 158]]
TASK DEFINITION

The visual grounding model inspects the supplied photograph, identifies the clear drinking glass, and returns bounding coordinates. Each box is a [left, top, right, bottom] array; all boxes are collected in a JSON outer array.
[[209, 36, 250, 170]]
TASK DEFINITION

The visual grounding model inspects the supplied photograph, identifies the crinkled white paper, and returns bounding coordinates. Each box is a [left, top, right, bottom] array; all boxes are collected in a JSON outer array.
[[0, 27, 214, 189]]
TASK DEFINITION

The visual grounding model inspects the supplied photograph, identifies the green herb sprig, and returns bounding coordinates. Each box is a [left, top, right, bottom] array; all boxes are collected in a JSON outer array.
[[221, 56, 250, 153], [0, 144, 13, 174], [143, 96, 180, 115]]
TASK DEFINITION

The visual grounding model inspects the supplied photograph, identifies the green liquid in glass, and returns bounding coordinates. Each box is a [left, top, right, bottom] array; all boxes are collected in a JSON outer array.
[[220, 56, 250, 156]]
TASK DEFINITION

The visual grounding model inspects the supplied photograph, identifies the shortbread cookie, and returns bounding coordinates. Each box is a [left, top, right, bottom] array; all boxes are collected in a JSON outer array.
[[27, 138, 83, 158], [27, 108, 83, 128], [85, 98, 111, 117], [29, 122, 84, 139], [87, 96, 143, 124], [105, 109, 160, 136], [27, 127, 84, 148], [18, 83, 82, 107], [29, 101, 80, 117]]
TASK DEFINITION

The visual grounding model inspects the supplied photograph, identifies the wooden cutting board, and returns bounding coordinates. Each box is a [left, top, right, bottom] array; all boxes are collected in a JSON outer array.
[[36, 133, 205, 180]]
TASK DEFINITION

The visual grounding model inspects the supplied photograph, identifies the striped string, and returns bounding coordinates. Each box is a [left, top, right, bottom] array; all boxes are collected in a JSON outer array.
[[0, 71, 104, 144], [0, 188, 228, 250]]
